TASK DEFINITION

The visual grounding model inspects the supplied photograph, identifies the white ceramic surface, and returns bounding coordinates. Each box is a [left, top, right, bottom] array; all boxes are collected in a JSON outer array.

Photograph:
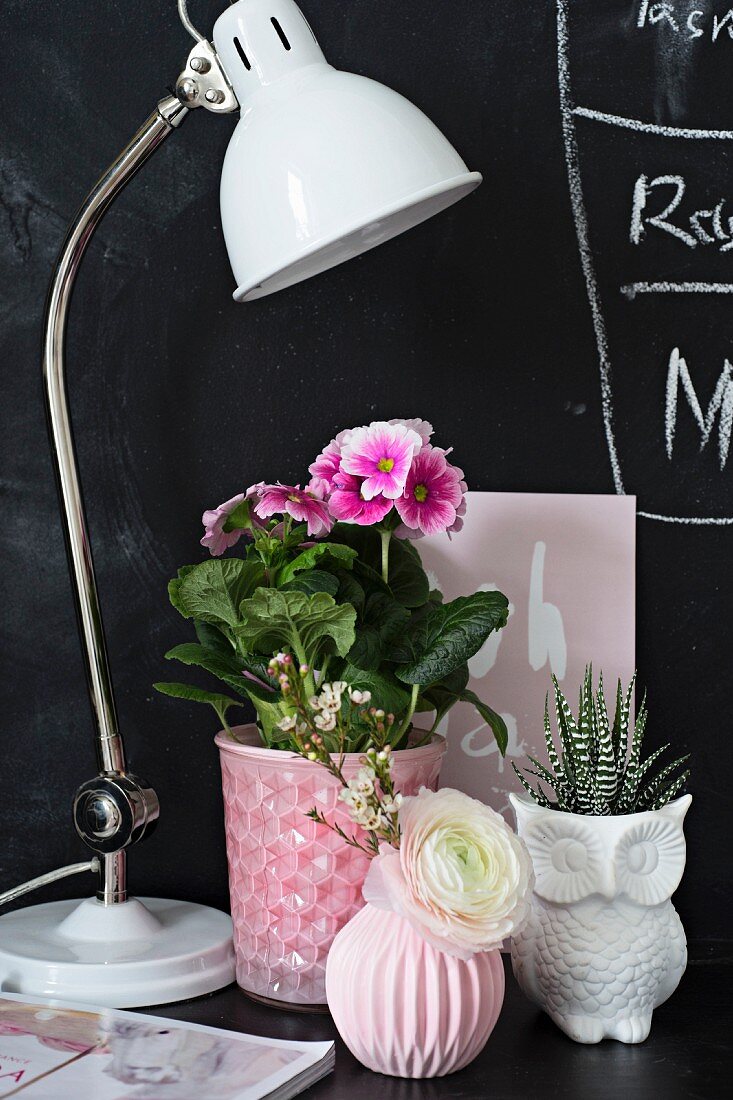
[[213, 0, 481, 300], [0, 897, 235, 1007], [510, 793, 691, 1044]]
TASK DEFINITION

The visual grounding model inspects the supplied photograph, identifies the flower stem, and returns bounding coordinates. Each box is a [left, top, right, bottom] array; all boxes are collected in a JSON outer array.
[[291, 627, 316, 698], [317, 656, 331, 688], [396, 683, 420, 741], [380, 528, 391, 584]]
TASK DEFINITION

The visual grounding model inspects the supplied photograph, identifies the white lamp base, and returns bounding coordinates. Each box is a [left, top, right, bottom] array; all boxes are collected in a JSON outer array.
[[0, 896, 235, 1008]]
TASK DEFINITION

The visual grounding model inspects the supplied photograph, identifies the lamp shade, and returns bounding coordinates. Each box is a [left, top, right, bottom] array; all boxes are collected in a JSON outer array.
[[213, 0, 481, 300]]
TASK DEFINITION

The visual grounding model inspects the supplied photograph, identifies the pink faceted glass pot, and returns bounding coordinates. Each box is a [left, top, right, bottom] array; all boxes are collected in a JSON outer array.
[[216, 724, 445, 1009]]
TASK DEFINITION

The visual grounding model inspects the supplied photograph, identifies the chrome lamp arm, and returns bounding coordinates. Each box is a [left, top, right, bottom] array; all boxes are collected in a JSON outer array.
[[41, 95, 188, 903], [43, 94, 188, 780], [41, 9, 238, 904]]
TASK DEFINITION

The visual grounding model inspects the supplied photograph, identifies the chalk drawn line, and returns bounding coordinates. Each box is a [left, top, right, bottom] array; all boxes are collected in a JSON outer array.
[[556, 0, 624, 498], [622, 282, 733, 298], [573, 106, 733, 141], [556, 0, 733, 527]]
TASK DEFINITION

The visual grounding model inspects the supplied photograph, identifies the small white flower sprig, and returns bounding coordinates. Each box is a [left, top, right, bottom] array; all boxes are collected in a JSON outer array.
[[268, 653, 403, 856], [268, 654, 534, 960]]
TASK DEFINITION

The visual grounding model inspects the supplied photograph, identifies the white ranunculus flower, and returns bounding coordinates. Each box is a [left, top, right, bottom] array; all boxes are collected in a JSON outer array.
[[362, 787, 534, 959]]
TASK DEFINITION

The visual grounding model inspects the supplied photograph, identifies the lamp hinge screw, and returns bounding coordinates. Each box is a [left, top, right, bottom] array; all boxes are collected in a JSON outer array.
[[177, 77, 199, 103], [190, 56, 211, 73], [204, 87, 225, 105]]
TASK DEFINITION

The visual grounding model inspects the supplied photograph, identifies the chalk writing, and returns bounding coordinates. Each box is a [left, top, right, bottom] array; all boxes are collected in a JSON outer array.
[[630, 174, 733, 250], [637, 1, 733, 41], [665, 347, 733, 468]]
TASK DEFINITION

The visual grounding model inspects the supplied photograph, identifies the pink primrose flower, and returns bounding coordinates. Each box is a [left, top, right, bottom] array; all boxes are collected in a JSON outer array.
[[394, 446, 466, 537], [254, 483, 333, 537], [340, 422, 422, 501], [328, 471, 393, 525], [200, 493, 246, 557]]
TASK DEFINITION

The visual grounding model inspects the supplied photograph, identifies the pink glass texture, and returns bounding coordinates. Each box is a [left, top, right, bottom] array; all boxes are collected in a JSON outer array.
[[326, 903, 505, 1077], [216, 725, 445, 1007]]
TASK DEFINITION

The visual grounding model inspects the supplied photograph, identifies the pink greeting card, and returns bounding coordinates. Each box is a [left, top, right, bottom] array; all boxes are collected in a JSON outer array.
[[419, 492, 636, 814]]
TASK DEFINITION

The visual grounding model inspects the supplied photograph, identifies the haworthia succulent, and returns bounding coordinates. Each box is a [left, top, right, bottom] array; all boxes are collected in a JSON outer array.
[[513, 668, 689, 816]]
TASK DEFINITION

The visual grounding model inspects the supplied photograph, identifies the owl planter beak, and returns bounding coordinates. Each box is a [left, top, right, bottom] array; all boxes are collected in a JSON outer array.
[[595, 863, 616, 902]]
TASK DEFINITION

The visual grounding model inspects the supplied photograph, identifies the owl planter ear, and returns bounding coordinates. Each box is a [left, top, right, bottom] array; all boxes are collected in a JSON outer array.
[[615, 794, 692, 907], [660, 792, 693, 823], [508, 793, 544, 833]]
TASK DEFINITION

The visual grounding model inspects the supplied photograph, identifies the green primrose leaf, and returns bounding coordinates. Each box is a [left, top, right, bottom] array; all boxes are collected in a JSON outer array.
[[394, 591, 509, 685], [193, 620, 233, 655], [280, 570, 340, 597], [460, 688, 508, 755], [329, 524, 430, 607], [338, 662, 413, 717], [348, 592, 411, 672], [164, 643, 274, 701], [277, 542, 357, 585], [251, 695, 289, 746], [169, 560, 266, 629], [153, 681, 244, 733], [236, 589, 356, 664]]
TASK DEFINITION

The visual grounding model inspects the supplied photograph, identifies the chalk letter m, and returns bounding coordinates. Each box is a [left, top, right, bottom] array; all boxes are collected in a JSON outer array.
[[665, 348, 733, 470]]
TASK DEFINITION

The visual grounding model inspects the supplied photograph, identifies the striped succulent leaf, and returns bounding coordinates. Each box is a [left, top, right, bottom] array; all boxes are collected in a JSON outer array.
[[553, 675, 589, 769], [637, 754, 691, 810], [594, 685, 618, 802], [512, 762, 551, 806], [646, 770, 690, 811], [578, 666, 597, 768], [613, 673, 636, 768], [634, 742, 671, 788], [615, 695, 648, 812], [513, 668, 689, 815], [543, 694, 565, 780]]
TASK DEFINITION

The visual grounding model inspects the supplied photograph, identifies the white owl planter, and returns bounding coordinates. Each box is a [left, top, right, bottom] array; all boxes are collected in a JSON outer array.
[[510, 792, 691, 1044]]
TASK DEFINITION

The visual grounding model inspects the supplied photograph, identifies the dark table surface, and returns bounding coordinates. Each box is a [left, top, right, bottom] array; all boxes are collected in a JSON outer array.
[[140, 945, 730, 1100]]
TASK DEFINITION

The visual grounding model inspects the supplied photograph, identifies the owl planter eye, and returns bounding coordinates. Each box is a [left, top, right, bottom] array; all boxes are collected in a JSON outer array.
[[615, 812, 687, 906], [524, 817, 603, 903]]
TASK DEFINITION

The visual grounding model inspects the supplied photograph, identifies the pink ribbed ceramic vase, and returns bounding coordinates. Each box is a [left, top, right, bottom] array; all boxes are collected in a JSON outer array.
[[216, 724, 445, 1009], [326, 904, 505, 1077]]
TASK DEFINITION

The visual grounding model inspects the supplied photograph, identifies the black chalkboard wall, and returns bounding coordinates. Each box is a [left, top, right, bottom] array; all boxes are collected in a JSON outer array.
[[1, 1, 731, 943]]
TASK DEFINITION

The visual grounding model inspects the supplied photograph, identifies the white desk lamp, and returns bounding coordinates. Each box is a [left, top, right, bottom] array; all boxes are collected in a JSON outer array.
[[0, 0, 481, 1007]]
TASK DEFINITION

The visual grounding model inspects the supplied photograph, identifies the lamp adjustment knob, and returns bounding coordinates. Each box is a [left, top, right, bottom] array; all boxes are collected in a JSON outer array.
[[73, 774, 160, 855], [82, 793, 120, 838]]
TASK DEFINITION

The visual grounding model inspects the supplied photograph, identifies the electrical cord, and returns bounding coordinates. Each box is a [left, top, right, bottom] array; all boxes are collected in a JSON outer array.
[[0, 860, 100, 909]]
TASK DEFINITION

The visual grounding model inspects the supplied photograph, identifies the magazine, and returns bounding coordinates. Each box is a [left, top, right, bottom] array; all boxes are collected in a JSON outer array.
[[0, 992, 334, 1099]]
